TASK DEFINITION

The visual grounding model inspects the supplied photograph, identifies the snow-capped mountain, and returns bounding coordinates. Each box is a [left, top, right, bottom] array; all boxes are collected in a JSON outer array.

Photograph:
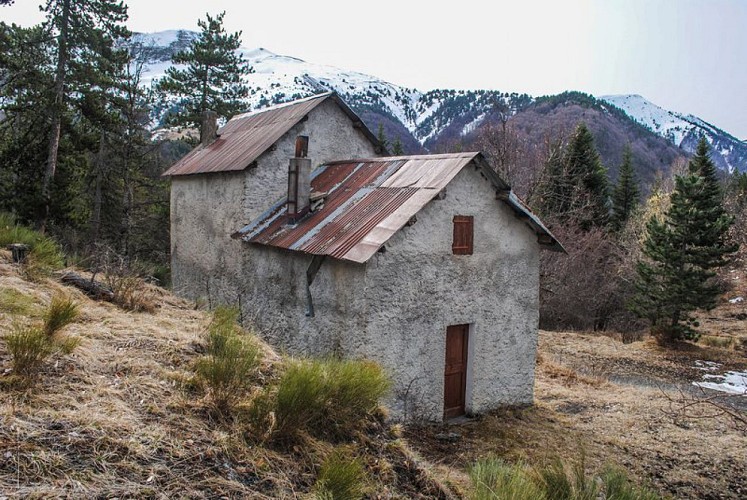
[[133, 30, 525, 150], [135, 31, 746, 173], [601, 94, 747, 173]]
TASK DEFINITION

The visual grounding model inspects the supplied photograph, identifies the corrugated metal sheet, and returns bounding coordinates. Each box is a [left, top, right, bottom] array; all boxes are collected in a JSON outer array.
[[234, 152, 563, 263], [162, 92, 381, 177]]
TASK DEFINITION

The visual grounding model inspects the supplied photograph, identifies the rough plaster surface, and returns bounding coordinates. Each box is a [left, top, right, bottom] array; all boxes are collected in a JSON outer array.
[[170, 98, 377, 302], [170, 100, 540, 421], [234, 162, 540, 421]]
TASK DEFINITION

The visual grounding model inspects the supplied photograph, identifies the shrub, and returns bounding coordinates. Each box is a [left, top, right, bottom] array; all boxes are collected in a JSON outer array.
[[270, 358, 390, 440], [43, 294, 80, 336], [314, 448, 366, 500], [193, 307, 260, 414], [0, 212, 64, 280]]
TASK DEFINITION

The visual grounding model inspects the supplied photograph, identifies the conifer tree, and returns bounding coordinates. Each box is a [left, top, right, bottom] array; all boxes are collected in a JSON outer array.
[[392, 136, 404, 155], [610, 144, 640, 231], [631, 137, 736, 341], [376, 123, 389, 152], [40, 0, 130, 228], [538, 123, 609, 229], [158, 11, 251, 131]]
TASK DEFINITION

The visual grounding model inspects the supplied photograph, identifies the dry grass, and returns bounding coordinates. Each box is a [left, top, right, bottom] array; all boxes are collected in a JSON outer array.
[[0, 258, 444, 498], [407, 328, 747, 499]]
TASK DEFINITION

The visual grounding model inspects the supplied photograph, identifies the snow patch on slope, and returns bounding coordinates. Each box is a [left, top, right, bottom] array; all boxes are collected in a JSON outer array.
[[601, 94, 693, 146]]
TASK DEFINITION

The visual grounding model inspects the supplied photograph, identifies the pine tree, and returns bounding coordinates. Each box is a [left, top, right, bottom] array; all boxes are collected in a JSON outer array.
[[610, 144, 640, 231], [376, 123, 389, 152], [631, 137, 737, 341], [538, 123, 609, 229], [40, 0, 130, 228], [392, 136, 404, 155], [158, 11, 251, 131]]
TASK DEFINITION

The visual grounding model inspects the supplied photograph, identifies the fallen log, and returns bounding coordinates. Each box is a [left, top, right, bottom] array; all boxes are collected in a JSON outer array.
[[60, 271, 115, 301]]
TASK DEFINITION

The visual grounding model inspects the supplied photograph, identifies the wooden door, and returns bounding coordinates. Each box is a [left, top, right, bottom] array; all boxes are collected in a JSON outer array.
[[444, 324, 469, 418]]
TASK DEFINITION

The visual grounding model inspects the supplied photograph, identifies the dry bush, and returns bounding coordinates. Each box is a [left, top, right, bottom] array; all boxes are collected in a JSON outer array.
[[540, 224, 644, 334], [91, 245, 157, 312]]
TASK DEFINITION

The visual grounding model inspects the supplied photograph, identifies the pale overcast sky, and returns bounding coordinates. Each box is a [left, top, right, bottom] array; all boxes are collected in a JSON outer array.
[[4, 0, 746, 139]]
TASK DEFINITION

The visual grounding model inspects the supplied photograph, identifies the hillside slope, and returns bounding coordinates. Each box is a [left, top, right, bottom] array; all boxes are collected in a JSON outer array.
[[0, 260, 444, 498]]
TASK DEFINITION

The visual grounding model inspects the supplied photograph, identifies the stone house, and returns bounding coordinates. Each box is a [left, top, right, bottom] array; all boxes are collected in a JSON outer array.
[[164, 93, 563, 421]]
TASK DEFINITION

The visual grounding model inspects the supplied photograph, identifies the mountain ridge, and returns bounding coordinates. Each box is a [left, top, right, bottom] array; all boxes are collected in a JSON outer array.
[[135, 30, 747, 174]]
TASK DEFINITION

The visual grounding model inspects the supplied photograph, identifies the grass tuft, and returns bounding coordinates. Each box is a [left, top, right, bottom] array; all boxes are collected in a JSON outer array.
[[314, 448, 366, 500], [4, 325, 56, 377], [0, 212, 64, 280], [0, 288, 38, 316], [193, 306, 261, 415], [469, 458, 546, 500], [468, 457, 662, 500], [258, 357, 390, 441], [601, 467, 661, 500], [43, 294, 80, 336], [2, 293, 81, 381]]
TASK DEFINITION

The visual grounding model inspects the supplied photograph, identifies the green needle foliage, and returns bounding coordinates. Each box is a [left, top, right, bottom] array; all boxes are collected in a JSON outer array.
[[610, 145, 640, 231], [539, 123, 609, 229], [158, 11, 252, 131], [632, 137, 737, 341]]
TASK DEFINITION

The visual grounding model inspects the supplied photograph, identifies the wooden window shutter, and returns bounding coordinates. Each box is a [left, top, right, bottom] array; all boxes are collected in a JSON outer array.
[[452, 215, 474, 255]]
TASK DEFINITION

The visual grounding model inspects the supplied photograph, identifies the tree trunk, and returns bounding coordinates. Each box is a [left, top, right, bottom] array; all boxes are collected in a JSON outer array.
[[90, 130, 106, 244], [40, 0, 71, 230]]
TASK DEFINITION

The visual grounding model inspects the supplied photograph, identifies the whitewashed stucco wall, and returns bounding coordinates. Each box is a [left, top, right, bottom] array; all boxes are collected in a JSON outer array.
[[169, 98, 377, 302], [234, 162, 541, 421], [352, 163, 540, 420]]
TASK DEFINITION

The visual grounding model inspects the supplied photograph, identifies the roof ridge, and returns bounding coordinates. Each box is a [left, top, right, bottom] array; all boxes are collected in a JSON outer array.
[[323, 152, 481, 166], [229, 92, 334, 121]]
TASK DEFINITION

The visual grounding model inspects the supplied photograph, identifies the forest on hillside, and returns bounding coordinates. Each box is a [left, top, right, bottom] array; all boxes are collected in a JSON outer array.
[[1, 1, 745, 340]]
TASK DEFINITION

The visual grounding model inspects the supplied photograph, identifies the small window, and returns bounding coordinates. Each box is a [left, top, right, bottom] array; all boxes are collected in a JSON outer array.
[[452, 215, 474, 255]]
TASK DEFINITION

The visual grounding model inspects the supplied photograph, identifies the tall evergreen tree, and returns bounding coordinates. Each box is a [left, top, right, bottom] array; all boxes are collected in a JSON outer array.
[[40, 0, 130, 228], [538, 123, 609, 229], [631, 137, 736, 341], [610, 144, 640, 231], [157, 11, 251, 131], [376, 123, 389, 152], [391, 136, 404, 155]]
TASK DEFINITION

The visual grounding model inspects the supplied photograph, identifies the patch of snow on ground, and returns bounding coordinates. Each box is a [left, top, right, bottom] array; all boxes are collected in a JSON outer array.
[[729, 296, 744, 304], [694, 360, 722, 372], [693, 370, 747, 395]]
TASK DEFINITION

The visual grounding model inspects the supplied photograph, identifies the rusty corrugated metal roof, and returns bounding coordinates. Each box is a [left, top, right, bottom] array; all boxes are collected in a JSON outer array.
[[233, 152, 563, 263], [162, 92, 380, 177]]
